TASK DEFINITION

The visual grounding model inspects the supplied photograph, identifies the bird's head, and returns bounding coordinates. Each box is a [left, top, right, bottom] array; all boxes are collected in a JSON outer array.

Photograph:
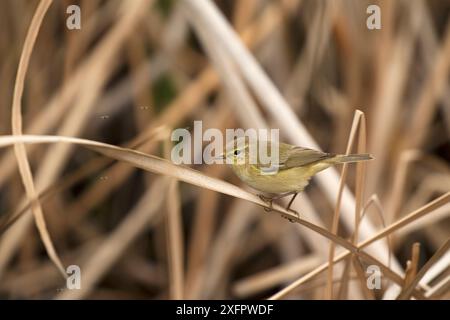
[[222, 137, 250, 165], [215, 137, 278, 168]]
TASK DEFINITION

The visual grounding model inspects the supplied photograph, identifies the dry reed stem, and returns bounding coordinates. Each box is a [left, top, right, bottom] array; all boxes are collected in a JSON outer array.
[[396, 204, 450, 238], [165, 179, 184, 299], [10, 0, 66, 278], [425, 275, 450, 299], [351, 254, 375, 300], [337, 257, 352, 299], [164, 139, 184, 300], [416, 248, 450, 289], [360, 195, 392, 269], [397, 238, 450, 300], [325, 110, 366, 299], [352, 112, 367, 244], [403, 243, 421, 289], [403, 173, 450, 215]]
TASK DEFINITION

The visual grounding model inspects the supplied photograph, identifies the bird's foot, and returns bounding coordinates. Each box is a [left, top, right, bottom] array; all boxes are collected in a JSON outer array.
[[286, 208, 300, 220], [258, 194, 273, 212]]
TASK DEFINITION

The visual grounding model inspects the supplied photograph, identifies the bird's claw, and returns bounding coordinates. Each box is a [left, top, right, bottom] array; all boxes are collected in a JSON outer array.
[[258, 194, 273, 212], [286, 208, 300, 220], [258, 194, 300, 221]]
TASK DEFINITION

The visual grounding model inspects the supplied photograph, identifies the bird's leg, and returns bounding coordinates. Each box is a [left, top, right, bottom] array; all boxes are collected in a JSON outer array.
[[270, 191, 296, 201], [258, 192, 301, 219], [285, 193, 300, 219], [258, 194, 273, 212], [286, 193, 298, 211], [259, 192, 294, 211]]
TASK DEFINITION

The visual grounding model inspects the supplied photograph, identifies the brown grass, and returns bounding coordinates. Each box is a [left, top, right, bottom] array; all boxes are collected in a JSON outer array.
[[0, 0, 448, 300]]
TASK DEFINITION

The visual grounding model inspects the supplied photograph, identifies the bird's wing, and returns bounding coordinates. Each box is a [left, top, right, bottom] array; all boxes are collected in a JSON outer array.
[[280, 146, 334, 169], [253, 142, 334, 171]]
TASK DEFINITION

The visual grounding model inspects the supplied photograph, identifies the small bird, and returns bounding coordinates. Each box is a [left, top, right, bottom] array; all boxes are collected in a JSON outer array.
[[220, 138, 373, 216]]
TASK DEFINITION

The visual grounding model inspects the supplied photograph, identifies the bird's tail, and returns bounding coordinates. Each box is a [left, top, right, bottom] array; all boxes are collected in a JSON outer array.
[[330, 153, 373, 163]]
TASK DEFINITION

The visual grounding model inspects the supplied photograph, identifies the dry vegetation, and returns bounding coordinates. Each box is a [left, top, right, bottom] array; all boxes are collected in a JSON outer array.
[[0, 0, 449, 300]]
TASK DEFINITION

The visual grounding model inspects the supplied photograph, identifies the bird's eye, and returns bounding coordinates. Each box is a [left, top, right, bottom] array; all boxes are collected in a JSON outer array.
[[234, 149, 240, 156]]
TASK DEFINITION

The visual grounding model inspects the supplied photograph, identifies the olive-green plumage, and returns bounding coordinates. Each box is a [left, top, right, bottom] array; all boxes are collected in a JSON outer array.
[[224, 139, 373, 196]]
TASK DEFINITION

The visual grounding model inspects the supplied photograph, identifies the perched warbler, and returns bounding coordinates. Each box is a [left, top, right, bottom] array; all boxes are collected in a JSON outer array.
[[220, 138, 373, 215]]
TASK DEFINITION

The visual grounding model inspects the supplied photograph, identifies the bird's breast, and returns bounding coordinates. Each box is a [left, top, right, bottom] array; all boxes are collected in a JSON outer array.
[[232, 164, 312, 194]]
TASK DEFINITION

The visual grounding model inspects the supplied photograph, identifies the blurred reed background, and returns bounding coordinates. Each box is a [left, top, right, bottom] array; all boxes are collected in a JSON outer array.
[[0, 0, 448, 299]]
